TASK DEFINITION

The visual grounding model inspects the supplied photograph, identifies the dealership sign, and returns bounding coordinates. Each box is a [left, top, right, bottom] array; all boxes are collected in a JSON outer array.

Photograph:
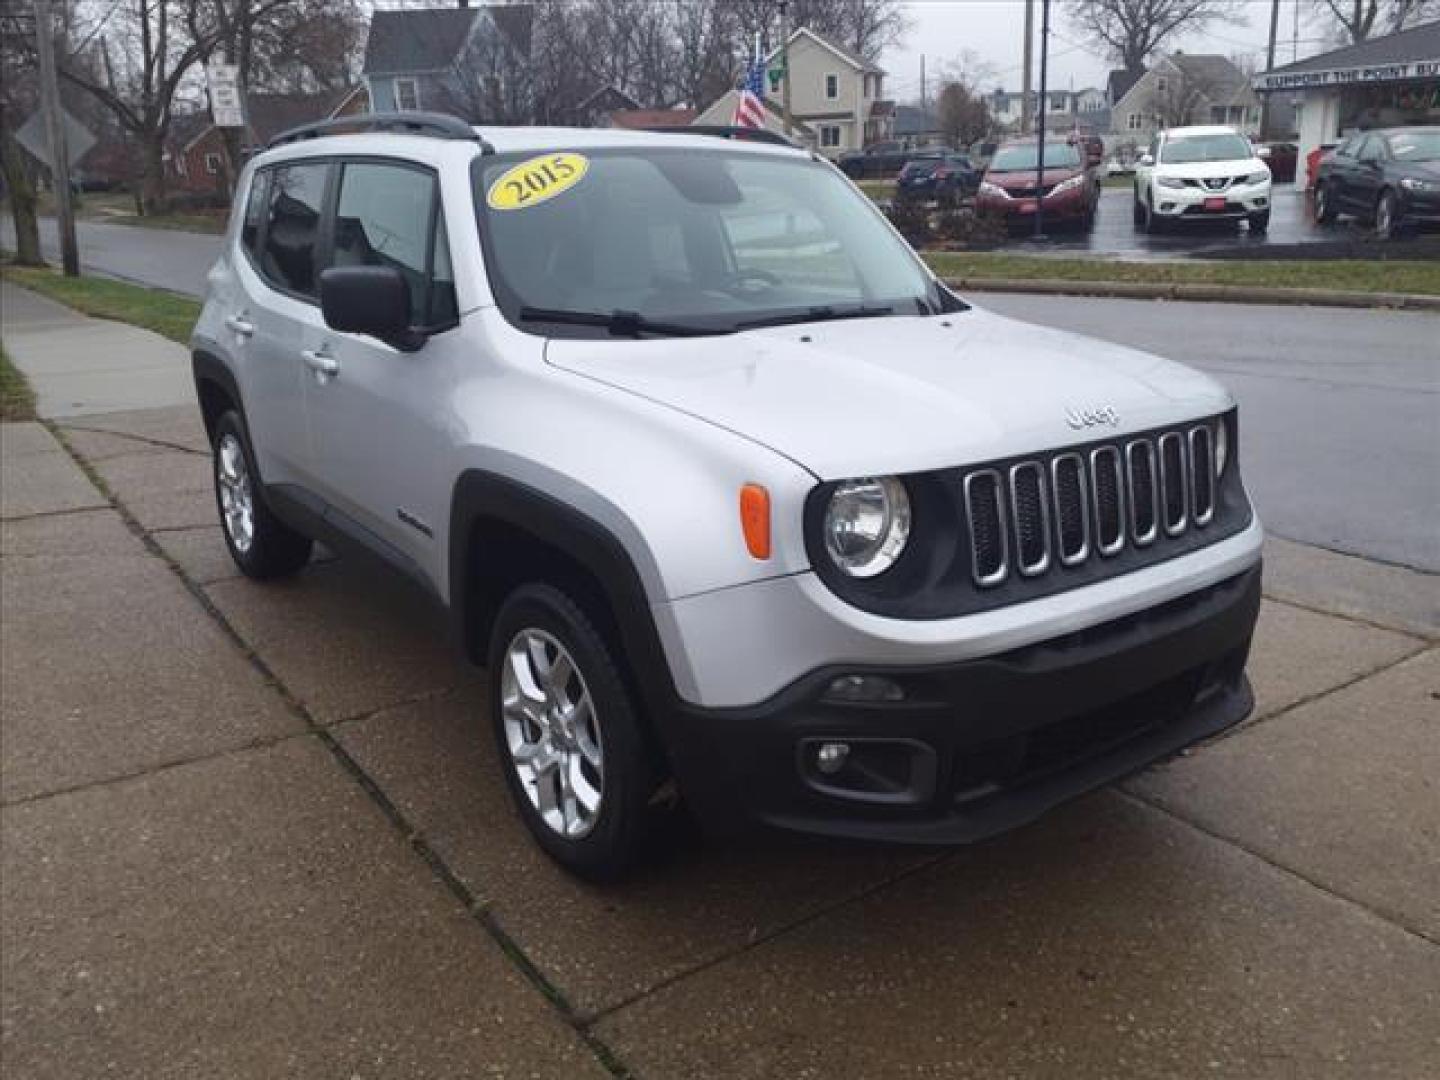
[[1254, 59, 1440, 92]]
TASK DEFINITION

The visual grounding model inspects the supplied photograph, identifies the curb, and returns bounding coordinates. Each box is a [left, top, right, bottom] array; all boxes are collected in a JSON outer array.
[[941, 277, 1440, 311]]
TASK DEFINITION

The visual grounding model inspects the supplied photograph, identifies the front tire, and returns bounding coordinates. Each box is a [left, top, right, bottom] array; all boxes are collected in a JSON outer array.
[[212, 410, 312, 579], [1314, 181, 1337, 224], [1248, 210, 1270, 234], [1375, 190, 1400, 239], [488, 583, 658, 881]]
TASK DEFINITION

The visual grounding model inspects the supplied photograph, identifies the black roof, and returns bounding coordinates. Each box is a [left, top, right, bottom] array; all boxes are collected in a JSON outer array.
[[1264, 19, 1439, 76], [362, 6, 533, 77], [1107, 68, 1144, 104]]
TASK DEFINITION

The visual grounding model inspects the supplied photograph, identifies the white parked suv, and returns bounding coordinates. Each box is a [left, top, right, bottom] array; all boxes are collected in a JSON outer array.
[[193, 113, 1263, 878], [1133, 125, 1272, 234]]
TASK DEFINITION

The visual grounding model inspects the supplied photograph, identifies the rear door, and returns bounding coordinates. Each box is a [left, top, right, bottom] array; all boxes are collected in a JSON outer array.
[[231, 159, 332, 491], [300, 158, 461, 587]]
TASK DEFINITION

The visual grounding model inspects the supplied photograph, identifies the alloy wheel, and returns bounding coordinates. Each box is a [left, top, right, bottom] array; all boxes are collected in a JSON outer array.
[[1376, 194, 1394, 239], [500, 628, 604, 839], [216, 433, 255, 554]]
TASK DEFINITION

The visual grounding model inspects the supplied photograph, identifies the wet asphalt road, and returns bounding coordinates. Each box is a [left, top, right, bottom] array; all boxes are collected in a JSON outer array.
[[4, 212, 1436, 572]]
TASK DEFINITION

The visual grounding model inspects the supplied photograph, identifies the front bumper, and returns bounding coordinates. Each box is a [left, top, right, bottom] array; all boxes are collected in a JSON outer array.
[[1152, 181, 1270, 220], [978, 187, 1089, 221], [666, 564, 1260, 844]]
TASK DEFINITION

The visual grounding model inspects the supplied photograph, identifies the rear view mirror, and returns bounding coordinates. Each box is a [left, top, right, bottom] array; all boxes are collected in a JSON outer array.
[[319, 266, 424, 351]]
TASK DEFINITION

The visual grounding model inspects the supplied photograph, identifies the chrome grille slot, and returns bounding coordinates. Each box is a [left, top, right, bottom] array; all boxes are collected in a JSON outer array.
[[1189, 426, 1215, 525], [1090, 446, 1125, 556], [1009, 462, 1051, 576], [964, 470, 1009, 586], [1126, 439, 1159, 546], [1158, 432, 1189, 535], [1051, 453, 1089, 566]]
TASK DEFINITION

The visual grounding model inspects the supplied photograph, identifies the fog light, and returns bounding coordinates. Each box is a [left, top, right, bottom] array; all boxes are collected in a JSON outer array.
[[816, 742, 850, 775], [824, 675, 904, 703]]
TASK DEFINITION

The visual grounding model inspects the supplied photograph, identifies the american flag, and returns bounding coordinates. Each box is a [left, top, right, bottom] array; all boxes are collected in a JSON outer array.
[[732, 48, 766, 129]]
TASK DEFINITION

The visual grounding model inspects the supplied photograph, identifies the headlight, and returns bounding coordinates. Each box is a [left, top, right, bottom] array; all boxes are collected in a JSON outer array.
[[1157, 176, 1187, 189], [1215, 418, 1229, 477], [823, 477, 911, 578], [979, 180, 1011, 199], [1049, 175, 1084, 195], [1400, 176, 1437, 192], [1246, 170, 1270, 186]]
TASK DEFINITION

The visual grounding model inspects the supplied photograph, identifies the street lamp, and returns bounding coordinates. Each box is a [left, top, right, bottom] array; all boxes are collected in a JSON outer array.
[[1033, 0, 1052, 241]]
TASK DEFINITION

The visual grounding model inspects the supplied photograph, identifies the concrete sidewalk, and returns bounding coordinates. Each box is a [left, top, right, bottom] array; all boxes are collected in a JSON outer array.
[[1, 281, 194, 418], [2, 399, 1437, 1077]]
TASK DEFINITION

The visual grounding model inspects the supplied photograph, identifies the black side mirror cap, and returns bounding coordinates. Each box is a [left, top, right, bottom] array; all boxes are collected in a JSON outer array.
[[319, 266, 426, 351]]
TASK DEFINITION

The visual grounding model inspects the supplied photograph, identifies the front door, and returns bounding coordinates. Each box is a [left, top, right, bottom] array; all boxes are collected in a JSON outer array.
[[301, 159, 460, 589]]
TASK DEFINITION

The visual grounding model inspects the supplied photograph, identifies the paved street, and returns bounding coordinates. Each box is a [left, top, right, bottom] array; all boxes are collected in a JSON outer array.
[[3, 281, 1439, 1076]]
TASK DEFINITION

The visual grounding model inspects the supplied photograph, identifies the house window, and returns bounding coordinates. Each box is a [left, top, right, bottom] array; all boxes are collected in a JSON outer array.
[[204, 153, 222, 175], [825, 73, 839, 100], [1052, 94, 1066, 111], [820, 125, 842, 148], [394, 77, 420, 112], [1127, 112, 1145, 130]]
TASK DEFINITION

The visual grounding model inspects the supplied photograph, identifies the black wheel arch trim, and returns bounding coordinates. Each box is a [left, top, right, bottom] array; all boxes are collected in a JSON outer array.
[[192, 348, 245, 441], [448, 470, 683, 721]]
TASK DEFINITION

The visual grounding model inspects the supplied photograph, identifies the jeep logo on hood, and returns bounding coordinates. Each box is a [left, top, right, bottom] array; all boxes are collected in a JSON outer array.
[[1065, 404, 1120, 429]]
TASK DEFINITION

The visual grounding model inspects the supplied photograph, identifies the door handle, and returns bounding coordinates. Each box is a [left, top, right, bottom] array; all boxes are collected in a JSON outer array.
[[302, 348, 339, 378], [225, 314, 255, 337]]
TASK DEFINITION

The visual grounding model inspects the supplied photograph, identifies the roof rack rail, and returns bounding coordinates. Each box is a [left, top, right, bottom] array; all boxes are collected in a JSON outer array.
[[267, 111, 494, 153], [655, 125, 800, 149]]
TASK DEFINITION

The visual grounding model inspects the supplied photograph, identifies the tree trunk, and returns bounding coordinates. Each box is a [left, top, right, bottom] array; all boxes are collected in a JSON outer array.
[[0, 124, 45, 266], [140, 130, 167, 215]]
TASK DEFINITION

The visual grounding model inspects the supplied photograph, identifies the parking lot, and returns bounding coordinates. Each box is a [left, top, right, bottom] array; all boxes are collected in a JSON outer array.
[[3, 282, 1437, 1077]]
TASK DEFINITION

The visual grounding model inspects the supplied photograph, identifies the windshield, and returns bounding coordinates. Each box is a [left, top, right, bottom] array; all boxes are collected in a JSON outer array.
[[1161, 133, 1253, 164], [989, 143, 1080, 171], [474, 148, 948, 337], [1387, 130, 1440, 162]]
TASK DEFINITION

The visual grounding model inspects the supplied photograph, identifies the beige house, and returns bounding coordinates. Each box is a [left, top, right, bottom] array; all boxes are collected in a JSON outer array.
[[1110, 54, 1262, 147], [693, 27, 893, 157]]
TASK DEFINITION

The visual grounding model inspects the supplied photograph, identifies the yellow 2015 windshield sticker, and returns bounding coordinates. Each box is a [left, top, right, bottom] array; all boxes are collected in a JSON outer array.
[[487, 153, 589, 211]]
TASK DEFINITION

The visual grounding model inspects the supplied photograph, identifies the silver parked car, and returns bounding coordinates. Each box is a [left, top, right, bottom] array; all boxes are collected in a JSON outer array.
[[193, 113, 1263, 879]]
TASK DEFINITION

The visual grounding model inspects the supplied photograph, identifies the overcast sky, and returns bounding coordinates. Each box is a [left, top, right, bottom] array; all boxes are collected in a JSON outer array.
[[879, 0, 1332, 102]]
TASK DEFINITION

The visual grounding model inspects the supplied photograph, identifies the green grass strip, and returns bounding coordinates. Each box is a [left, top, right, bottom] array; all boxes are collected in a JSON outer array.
[[1, 342, 38, 422], [2, 264, 201, 345]]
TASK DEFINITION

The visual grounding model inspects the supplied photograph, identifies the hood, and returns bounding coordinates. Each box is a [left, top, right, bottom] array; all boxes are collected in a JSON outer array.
[[1156, 156, 1263, 180], [988, 167, 1079, 188], [1393, 159, 1440, 182], [545, 309, 1232, 480]]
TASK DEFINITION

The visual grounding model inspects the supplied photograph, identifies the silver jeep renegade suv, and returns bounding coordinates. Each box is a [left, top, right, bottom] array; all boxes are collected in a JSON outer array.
[[193, 113, 1263, 879]]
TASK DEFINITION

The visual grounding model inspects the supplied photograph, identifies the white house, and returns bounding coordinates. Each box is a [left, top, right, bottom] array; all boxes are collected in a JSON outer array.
[[694, 27, 893, 157], [1109, 54, 1261, 147]]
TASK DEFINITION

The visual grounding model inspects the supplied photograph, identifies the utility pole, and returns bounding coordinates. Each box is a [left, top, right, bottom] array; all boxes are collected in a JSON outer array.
[[34, 0, 79, 277], [920, 54, 927, 125], [1260, 0, 1281, 139], [1033, 0, 1051, 240], [1021, 0, 1034, 135], [780, 0, 793, 137]]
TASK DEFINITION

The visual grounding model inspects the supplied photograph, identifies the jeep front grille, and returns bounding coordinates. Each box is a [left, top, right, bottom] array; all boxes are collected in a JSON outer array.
[[963, 422, 1223, 588]]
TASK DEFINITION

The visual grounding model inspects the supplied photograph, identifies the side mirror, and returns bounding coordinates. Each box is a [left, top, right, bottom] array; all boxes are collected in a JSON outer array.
[[1256, 145, 1272, 158], [319, 266, 424, 351], [1139, 153, 1155, 167]]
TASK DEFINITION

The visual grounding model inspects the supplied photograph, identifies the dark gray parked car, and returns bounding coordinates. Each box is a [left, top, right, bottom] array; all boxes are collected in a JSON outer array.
[[1314, 126, 1440, 238]]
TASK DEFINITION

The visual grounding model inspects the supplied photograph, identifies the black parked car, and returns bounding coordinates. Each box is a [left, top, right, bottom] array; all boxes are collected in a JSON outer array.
[[895, 153, 980, 205], [1314, 126, 1440, 238], [838, 142, 957, 179]]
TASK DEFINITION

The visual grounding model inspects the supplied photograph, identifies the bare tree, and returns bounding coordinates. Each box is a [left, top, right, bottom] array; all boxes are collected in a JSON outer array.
[[1311, 0, 1439, 43], [936, 82, 992, 148], [0, 3, 45, 264], [1066, 0, 1241, 74]]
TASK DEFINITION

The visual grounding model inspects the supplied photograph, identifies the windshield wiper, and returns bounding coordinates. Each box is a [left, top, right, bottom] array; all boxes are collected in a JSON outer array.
[[518, 306, 725, 338], [734, 304, 894, 331]]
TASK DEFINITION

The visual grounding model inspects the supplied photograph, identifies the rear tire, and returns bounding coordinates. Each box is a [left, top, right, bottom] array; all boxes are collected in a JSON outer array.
[[212, 410, 312, 580], [487, 583, 659, 881]]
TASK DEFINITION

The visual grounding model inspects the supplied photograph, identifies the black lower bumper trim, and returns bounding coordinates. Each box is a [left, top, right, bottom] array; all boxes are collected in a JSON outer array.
[[665, 563, 1261, 844]]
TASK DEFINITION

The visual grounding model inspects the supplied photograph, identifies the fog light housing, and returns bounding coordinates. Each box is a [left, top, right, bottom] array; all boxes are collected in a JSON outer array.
[[815, 742, 850, 775], [824, 675, 905, 703]]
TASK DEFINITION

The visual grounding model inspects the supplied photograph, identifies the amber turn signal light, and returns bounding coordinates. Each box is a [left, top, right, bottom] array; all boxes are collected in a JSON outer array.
[[740, 483, 771, 560]]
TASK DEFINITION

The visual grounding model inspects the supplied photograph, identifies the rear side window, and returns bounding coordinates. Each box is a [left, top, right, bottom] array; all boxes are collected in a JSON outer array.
[[260, 162, 329, 298], [331, 161, 455, 330]]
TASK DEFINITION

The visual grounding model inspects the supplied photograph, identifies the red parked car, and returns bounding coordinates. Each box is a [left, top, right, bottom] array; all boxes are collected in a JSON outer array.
[[976, 139, 1099, 230]]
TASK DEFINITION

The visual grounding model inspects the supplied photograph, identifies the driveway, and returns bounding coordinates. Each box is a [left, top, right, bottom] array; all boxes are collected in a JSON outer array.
[[2, 292, 1437, 1076]]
